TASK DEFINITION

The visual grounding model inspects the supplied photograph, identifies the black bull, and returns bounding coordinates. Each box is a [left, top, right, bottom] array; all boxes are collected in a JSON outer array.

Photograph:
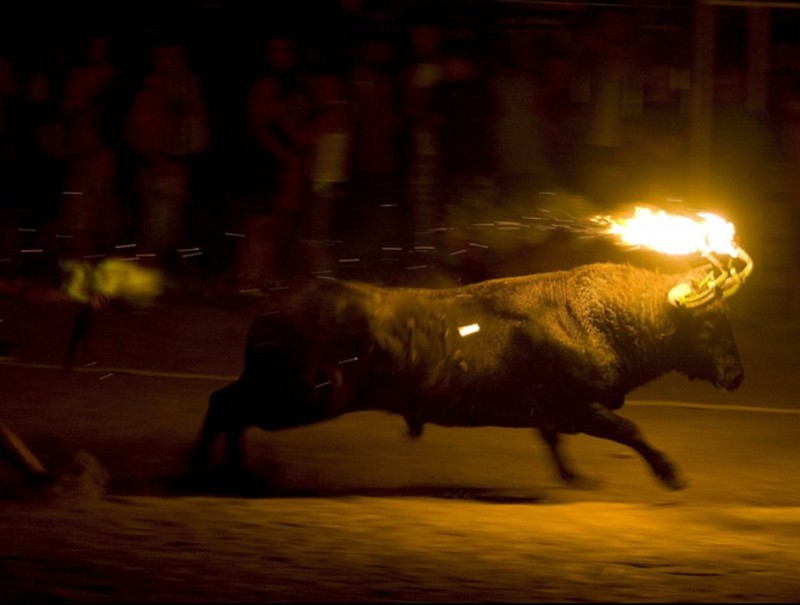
[[189, 262, 744, 490]]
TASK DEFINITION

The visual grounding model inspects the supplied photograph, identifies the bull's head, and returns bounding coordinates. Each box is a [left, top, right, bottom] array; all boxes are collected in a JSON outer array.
[[594, 205, 752, 390], [674, 298, 744, 391], [669, 249, 751, 391]]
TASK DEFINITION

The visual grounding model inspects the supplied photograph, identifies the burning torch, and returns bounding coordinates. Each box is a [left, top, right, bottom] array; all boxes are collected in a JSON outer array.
[[593, 205, 754, 308], [61, 257, 164, 368]]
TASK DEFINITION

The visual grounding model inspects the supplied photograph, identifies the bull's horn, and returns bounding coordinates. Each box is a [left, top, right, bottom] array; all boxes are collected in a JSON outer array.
[[720, 247, 754, 300], [667, 247, 754, 309]]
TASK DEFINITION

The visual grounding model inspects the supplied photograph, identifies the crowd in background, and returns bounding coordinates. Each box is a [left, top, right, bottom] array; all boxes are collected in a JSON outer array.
[[1, 1, 800, 295]]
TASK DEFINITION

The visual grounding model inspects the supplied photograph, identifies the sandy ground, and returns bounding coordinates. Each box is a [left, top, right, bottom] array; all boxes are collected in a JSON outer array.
[[1, 279, 799, 603]]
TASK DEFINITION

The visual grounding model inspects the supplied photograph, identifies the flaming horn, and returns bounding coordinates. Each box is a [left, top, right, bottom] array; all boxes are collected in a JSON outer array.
[[593, 206, 754, 309]]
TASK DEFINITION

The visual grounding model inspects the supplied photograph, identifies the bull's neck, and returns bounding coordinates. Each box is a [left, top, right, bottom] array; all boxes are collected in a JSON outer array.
[[588, 274, 685, 387]]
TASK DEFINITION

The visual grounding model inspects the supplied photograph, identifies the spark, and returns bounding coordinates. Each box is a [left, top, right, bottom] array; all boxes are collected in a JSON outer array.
[[405, 265, 428, 270], [224, 232, 245, 238], [315, 381, 332, 388], [468, 242, 489, 249], [450, 249, 467, 256], [115, 243, 137, 249], [17, 228, 36, 233], [99, 373, 113, 381], [62, 191, 83, 195], [20, 249, 43, 254], [338, 258, 360, 263], [381, 246, 402, 251], [181, 251, 203, 258], [338, 357, 358, 364]]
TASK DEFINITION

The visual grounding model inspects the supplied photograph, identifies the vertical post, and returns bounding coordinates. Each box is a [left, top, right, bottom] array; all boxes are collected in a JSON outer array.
[[689, 0, 717, 200]]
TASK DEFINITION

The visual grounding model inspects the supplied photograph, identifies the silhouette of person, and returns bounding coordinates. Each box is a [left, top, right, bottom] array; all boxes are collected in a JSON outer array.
[[58, 35, 123, 259], [236, 34, 310, 288], [123, 40, 210, 269]]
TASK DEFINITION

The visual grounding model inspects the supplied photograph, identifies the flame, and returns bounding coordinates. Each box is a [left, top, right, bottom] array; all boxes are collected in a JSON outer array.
[[595, 206, 739, 257], [62, 258, 164, 306]]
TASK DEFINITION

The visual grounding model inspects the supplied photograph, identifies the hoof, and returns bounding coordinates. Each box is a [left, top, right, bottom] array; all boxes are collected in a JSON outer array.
[[560, 470, 603, 490], [654, 461, 687, 491], [659, 472, 688, 491]]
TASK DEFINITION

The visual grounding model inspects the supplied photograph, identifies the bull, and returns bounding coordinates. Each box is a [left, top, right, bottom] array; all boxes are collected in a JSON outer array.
[[189, 261, 745, 491]]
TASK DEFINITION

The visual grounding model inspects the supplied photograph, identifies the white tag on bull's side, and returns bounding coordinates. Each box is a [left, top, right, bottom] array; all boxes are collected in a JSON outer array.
[[458, 323, 480, 337]]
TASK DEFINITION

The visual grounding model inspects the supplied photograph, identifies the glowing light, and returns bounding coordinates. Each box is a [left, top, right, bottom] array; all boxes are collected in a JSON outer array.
[[62, 257, 163, 305], [595, 206, 739, 257], [592, 205, 754, 308], [458, 323, 480, 337]]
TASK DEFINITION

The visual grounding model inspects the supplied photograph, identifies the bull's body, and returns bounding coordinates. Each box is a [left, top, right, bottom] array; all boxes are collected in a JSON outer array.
[[191, 262, 744, 490]]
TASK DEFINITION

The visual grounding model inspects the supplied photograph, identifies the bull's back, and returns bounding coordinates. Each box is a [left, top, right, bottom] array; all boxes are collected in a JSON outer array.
[[237, 266, 677, 427]]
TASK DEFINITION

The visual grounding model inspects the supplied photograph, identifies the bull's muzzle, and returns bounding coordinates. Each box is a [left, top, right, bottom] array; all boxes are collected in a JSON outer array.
[[713, 364, 744, 391]]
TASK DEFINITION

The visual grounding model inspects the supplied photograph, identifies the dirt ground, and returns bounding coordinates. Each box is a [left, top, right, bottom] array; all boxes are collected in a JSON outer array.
[[1, 281, 799, 603]]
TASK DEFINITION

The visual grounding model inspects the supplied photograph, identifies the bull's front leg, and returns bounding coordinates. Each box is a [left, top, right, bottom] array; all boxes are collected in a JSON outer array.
[[570, 402, 686, 490], [538, 427, 597, 489]]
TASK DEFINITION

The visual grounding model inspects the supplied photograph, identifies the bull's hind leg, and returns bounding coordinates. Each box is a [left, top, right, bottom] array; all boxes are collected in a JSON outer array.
[[571, 402, 686, 490], [188, 380, 249, 476], [189, 372, 343, 478]]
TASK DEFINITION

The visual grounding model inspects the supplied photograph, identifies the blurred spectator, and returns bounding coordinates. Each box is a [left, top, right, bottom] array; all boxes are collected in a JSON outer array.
[[773, 72, 800, 209], [539, 49, 585, 188], [625, 64, 689, 204], [579, 8, 635, 209], [0, 56, 24, 280], [58, 35, 124, 259], [488, 31, 555, 214], [349, 30, 403, 255], [709, 64, 778, 276], [771, 71, 800, 320], [58, 113, 122, 260], [236, 34, 310, 288], [14, 63, 66, 280], [429, 36, 495, 243], [123, 40, 210, 268], [303, 65, 353, 272], [62, 36, 118, 124], [400, 19, 443, 242]]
